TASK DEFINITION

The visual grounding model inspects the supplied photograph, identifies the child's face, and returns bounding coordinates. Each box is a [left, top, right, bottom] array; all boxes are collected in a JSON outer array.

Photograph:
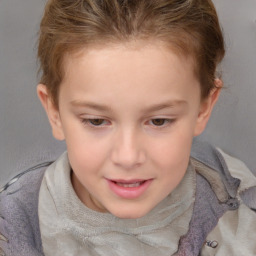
[[38, 41, 219, 219]]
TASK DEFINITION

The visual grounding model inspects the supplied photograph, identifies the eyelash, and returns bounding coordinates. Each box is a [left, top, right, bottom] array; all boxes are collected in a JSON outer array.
[[81, 118, 110, 127], [81, 118, 175, 128], [148, 118, 174, 127]]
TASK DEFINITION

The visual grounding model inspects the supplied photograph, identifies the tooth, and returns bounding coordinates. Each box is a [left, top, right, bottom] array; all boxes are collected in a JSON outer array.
[[116, 182, 141, 188]]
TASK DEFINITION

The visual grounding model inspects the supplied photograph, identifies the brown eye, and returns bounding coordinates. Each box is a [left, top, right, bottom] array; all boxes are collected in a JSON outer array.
[[151, 119, 166, 126], [89, 119, 105, 126]]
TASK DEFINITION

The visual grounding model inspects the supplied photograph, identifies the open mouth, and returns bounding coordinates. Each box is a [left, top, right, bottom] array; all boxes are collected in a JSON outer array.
[[114, 180, 146, 188], [107, 179, 153, 199]]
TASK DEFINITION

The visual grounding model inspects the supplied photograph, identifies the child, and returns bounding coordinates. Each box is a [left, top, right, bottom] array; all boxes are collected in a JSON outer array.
[[1, 0, 256, 255]]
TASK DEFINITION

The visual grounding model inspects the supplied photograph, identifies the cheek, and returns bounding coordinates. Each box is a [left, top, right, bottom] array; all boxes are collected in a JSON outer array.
[[66, 132, 111, 176], [157, 135, 192, 189], [152, 127, 193, 165]]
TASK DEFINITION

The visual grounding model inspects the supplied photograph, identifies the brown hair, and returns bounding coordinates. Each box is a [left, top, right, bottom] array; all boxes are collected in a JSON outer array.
[[38, 0, 225, 107]]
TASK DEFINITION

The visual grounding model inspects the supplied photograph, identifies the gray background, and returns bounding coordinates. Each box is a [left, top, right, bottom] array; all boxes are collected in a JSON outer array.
[[0, 0, 256, 186]]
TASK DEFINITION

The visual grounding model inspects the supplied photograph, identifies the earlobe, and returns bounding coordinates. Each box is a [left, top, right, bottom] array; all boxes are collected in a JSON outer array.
[[194, 79, 222, 136], [37, 84, 65, 141]]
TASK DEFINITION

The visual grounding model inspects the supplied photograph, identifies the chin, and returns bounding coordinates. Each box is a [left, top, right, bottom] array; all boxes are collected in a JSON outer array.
[[110, 206, 151, 219]]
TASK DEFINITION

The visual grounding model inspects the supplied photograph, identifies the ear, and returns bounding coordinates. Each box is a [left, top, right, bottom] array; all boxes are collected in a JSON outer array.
[[194, 79, 222, 136], [37, 84, 65, 141]]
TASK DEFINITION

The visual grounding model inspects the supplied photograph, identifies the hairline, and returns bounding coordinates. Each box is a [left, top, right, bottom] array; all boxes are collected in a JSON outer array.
[[49, 37, 200, 108]]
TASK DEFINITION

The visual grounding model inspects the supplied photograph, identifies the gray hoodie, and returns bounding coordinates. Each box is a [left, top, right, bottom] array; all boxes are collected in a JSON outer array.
[[0, 140, 255, 256]]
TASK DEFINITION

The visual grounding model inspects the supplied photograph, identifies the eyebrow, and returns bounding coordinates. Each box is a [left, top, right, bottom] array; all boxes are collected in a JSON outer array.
[[70, 100, 113, 112], [143, 100, 188, 113], [70, 100, 187, 112]]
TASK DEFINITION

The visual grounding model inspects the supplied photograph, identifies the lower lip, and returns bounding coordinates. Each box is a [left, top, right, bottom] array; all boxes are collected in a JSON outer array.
[[107, 179, 153, 199]]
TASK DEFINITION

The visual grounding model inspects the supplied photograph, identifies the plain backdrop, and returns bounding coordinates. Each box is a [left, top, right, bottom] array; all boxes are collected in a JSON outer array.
[[0, 0, 256, 186]]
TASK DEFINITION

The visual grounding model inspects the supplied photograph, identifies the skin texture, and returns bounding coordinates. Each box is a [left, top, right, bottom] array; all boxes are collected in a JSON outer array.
[[37, 41, 220, 219]]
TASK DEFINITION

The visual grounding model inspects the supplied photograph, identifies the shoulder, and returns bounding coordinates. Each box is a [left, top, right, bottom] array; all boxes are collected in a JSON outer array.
[[0, 162, 52, 256], [191, 139, 256, 255], [191, 138, 256, 211], [202, 204, 256, 256]]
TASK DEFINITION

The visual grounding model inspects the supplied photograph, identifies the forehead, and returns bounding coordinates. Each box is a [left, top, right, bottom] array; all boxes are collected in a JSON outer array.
[[63, 40, 196, 79], [64, 39, 196, 71], [59, 41, 200, 106]]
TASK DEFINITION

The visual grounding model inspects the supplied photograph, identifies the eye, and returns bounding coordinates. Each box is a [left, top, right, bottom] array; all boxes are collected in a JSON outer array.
[[89, 119, 105, 126], [149, 118, 173, 127], [82, 118, 110, 127]]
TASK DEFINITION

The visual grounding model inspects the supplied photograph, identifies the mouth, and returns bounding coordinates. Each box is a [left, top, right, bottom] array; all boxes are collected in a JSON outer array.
[[114, 180, 146, 188], [106, 179, 153, 199]]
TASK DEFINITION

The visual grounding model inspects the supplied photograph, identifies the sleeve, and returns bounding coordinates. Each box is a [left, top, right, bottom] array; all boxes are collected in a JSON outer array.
[[216, 148, 256, 211], [0, 163, 51, 256]]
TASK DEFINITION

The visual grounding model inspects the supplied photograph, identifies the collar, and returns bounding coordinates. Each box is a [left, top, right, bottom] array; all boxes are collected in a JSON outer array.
[[39, 152, 196, 256]]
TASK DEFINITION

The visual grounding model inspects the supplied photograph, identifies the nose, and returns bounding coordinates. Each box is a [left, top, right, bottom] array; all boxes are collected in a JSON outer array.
[[110, 128, 146, 169]]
